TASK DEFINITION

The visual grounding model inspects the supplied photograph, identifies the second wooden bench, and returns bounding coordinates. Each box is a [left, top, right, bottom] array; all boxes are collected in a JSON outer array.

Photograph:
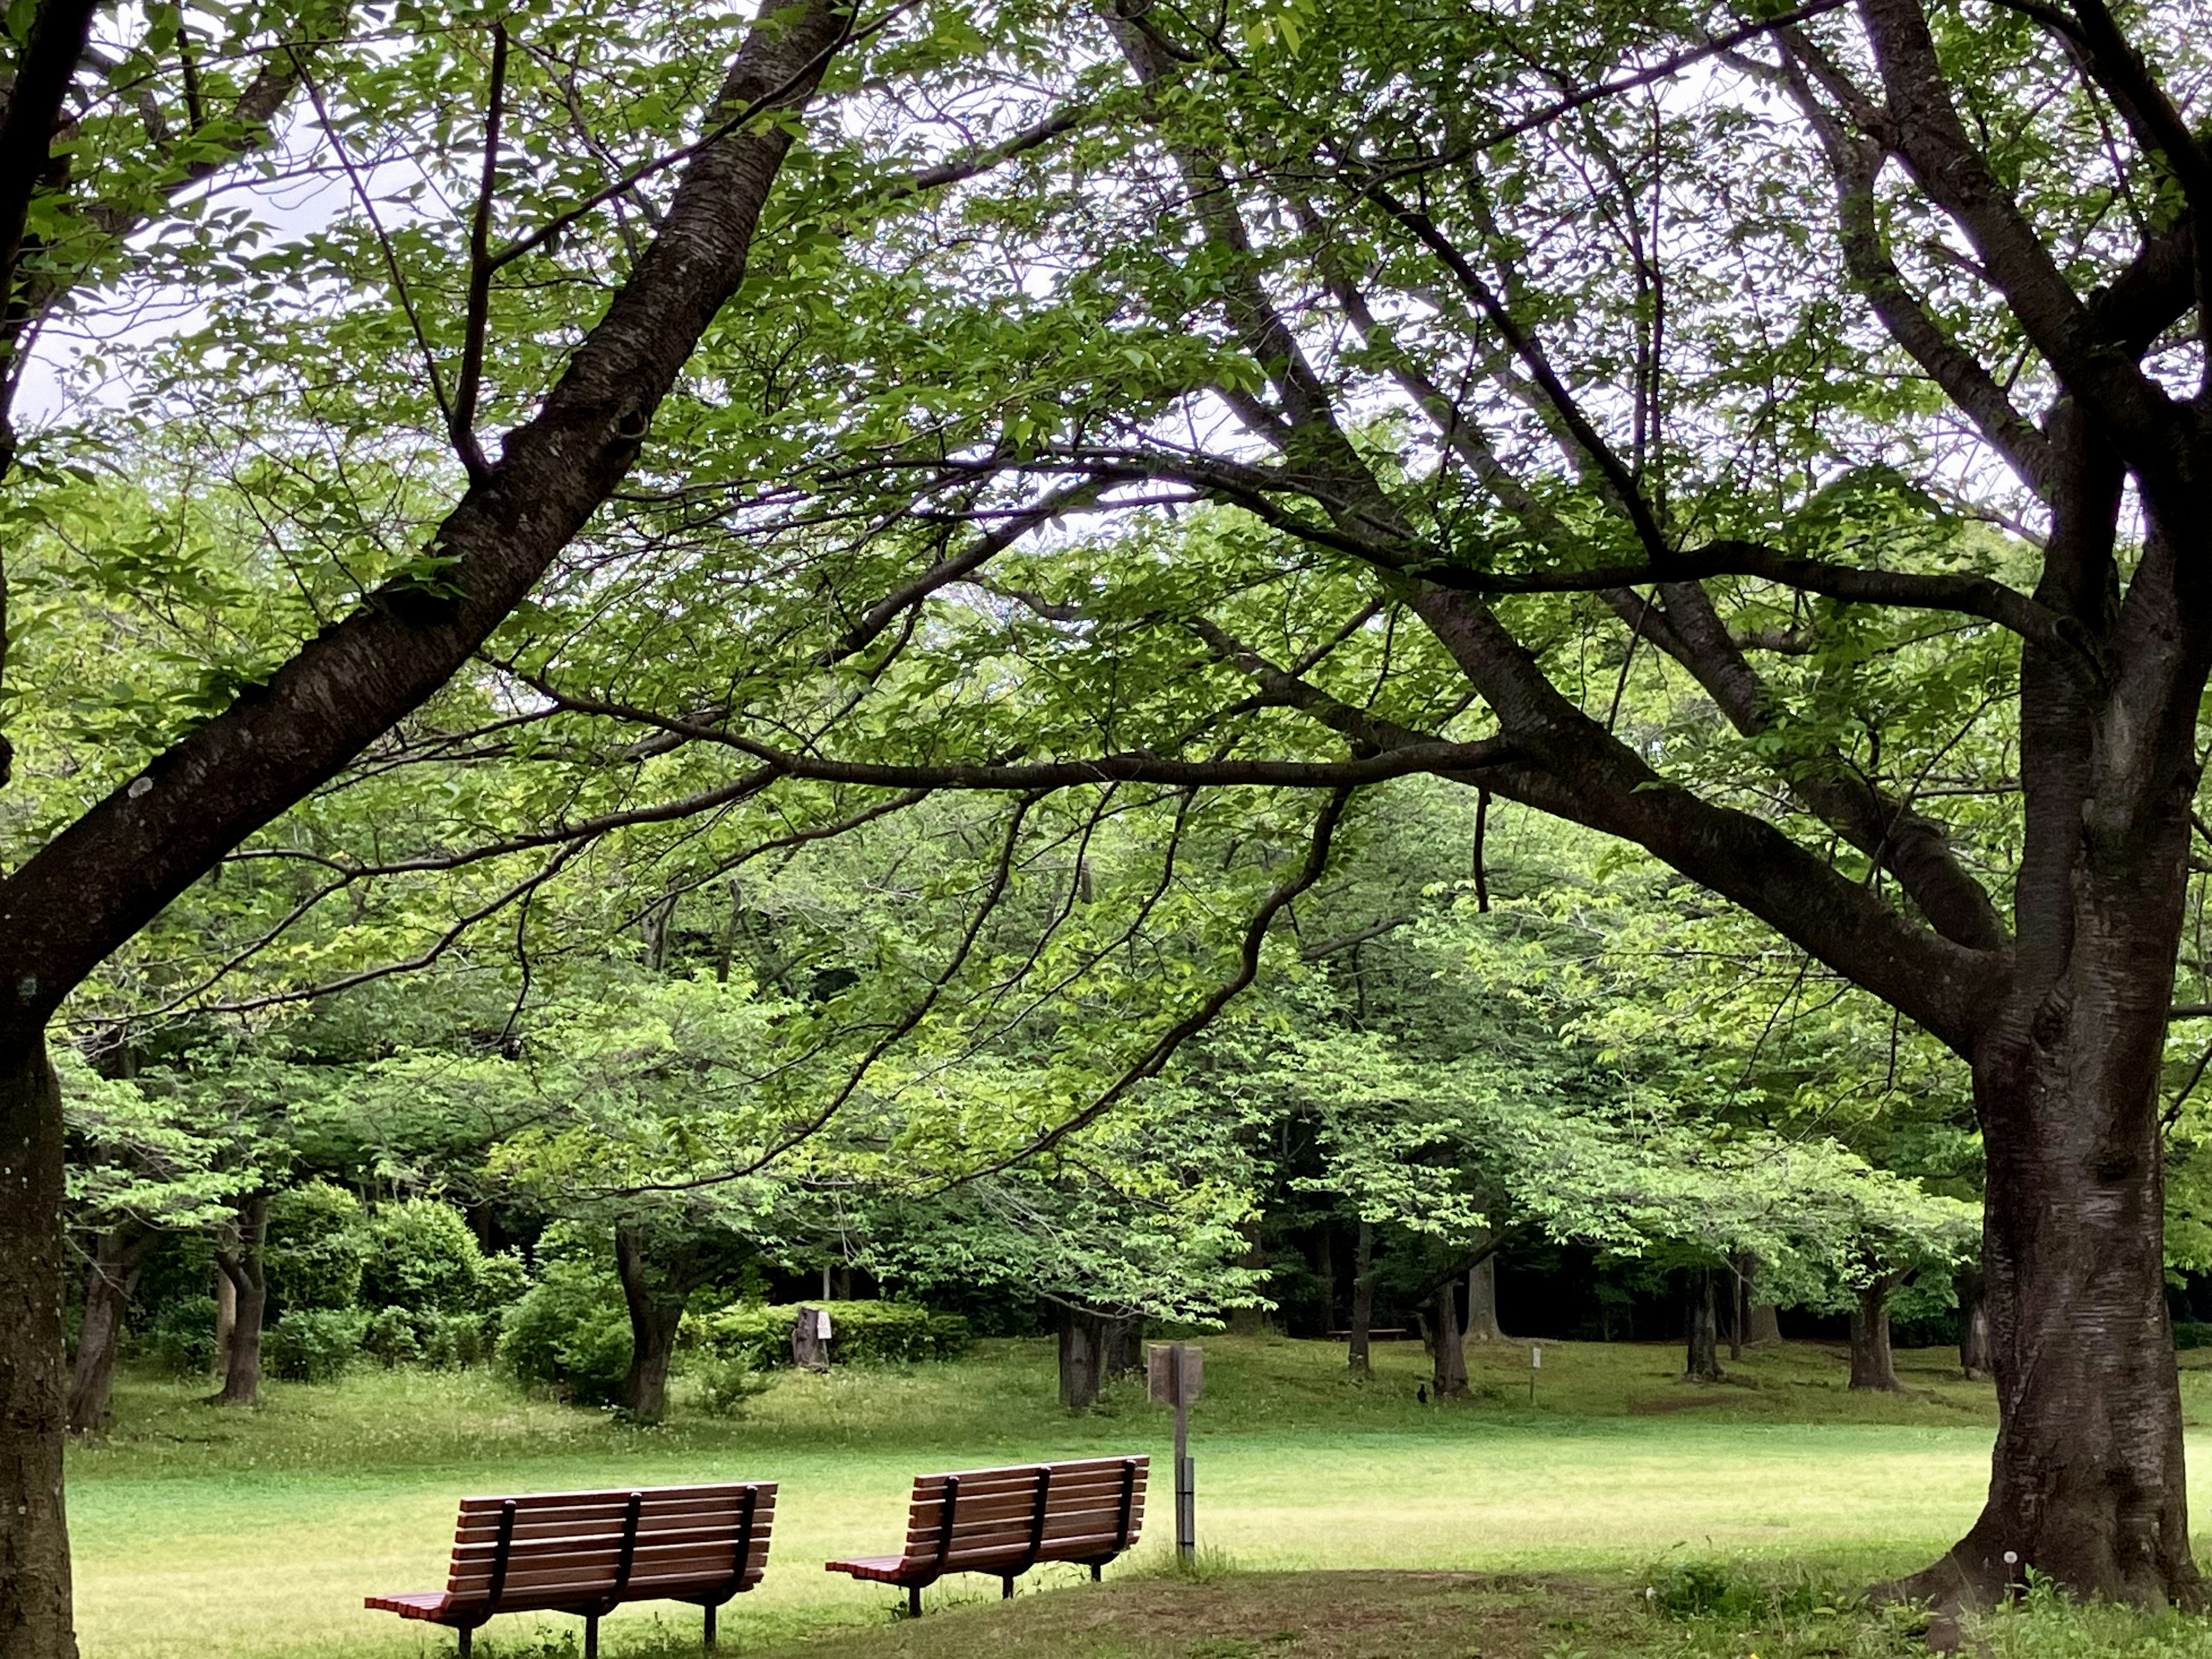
[[825, 1455, 1146, 1615]]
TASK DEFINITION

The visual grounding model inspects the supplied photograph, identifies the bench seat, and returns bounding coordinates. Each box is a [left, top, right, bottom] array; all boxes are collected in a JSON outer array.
[[825, 1456, 1145, 1615], [367, 1481, 775, 1657]]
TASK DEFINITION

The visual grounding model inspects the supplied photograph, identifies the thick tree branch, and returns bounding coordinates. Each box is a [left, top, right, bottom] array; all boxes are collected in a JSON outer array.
[[1853, 0, 2187, 485], [0, 0, 857, 1024]]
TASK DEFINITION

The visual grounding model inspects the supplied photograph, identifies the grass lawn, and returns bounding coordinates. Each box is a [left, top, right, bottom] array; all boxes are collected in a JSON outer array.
[[63, 1336, 2212, 1657]]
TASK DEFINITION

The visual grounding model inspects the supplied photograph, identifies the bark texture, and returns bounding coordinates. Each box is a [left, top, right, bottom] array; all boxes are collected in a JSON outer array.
[[1058, 1309, 1105, 1409], [67, 1229, 148, 1435], [211, 1195, 269, 1408], [1849, 1278, 1902, 1393], [1430, 1281, 1468, 1397], [613, 1224, 683, 1421], [1465, 1245, 1503, 1342], [1347, 1221, 1374, 1376], [1684, 1270, 1722, 1382], [0, 1040, 73, 1659]]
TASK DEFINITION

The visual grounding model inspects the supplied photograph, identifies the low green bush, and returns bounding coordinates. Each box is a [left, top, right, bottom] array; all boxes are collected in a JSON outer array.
[[360, 1305, 501, 1369], [2174, 1320, 2212, 1350], [143, 1295, 219, 1374], [264, 1308, 369, 1382], [692, 1354, 774, 1416], [690, 1299, 972, 1368], [359, 1198, 487, 1313], [502, 1259, 632, 1406]]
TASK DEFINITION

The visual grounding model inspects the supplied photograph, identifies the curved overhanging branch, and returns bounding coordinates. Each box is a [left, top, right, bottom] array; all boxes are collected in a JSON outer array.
[[0, 0, 859, 1026]]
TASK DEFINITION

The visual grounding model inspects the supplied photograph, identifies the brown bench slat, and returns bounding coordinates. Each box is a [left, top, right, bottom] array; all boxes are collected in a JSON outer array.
[[449, 1555, 771, 1596], [893, 1504, 1141, 1539], [449, 1531, 770, 1575], [449, 1504, 760, 1548]]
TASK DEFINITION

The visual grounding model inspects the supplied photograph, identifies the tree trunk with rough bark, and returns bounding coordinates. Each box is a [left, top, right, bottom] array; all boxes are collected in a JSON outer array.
[[1464, 1241, 1503, 1342], [211, 1194, 268, 1408], [1347, 1220, 1374, 1376], [1745, 1302, 1782, 1345], [1849, 1278, 1903, 1393], [1058, 1308, 1105, 1409], [0, 1040, 73, 1658], [68, 1228, 149, 1435], [1431, 1280, 1468, 1396], [613, 1224, 683, 1421], [1684, 1270, 1722, 1382]]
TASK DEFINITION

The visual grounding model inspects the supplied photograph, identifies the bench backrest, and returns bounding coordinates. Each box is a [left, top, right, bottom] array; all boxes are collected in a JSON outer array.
[[897, 1457, 1146, 1578], [441, 1483, 775, 1617]]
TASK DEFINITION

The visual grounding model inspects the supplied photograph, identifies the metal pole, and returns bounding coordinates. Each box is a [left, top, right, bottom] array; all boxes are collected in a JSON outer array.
[[1172, 1341, 1194, 1560]]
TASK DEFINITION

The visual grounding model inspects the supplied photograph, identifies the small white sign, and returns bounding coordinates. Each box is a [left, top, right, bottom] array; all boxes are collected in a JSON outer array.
[[1531, 1343, 1543, 1369]]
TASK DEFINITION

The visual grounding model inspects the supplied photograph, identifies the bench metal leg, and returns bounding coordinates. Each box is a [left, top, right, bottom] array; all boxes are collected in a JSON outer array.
[[1090, 1563, 1103, 1582], [907, 1584, 922, 1618], [585, 1613, 599, 1659], [705, 1602, 717, 1652], [1002, 1575, 1015, 1600], [458, 1631, 472, 1659]]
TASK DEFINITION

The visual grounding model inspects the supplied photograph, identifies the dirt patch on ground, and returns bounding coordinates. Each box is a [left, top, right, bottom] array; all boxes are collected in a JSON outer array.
[[771, 1570, 1647, 1659]]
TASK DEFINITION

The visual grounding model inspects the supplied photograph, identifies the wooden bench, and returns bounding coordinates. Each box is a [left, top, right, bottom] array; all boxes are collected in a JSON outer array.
[[366, 1482, 774, 1657], [824, 1455, 1146, 1615]]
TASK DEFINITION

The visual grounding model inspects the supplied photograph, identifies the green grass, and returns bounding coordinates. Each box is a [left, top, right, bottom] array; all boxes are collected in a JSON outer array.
[[63, 1336, 2212, 1657]]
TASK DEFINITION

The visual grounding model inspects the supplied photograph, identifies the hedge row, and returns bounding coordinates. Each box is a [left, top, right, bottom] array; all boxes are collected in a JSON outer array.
[[690, 1300, 972, 1368]]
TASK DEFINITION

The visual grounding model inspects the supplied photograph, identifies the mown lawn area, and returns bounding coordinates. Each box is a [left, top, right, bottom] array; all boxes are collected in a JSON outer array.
[[63, 1336, 2212, 1657]]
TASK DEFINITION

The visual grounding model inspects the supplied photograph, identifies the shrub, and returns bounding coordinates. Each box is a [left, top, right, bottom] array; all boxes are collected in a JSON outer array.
[[144, 1296, 219, 1374], [502, 1259, 632, 1406], [266, 1183, 367, 1313], [693, 1354, 773, 1417], [265, 1308, 368, 1382], [360, 1306, 501, 1369], [359, 1199, 485, 1313], [691, 1300, 972, 1368], [2175, 1320, 2212, 1350]]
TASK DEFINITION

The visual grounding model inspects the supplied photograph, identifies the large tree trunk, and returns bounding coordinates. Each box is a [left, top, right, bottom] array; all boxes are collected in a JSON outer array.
[[211, 1195, 269, 1407], [1902, 442, 2209, 1611], [1849, 1278, 1903, 1392], [1464, 1238, 1503, 1342], [1684, 1269, 1722, 1382], [1057, 1308, 1105, 1409], [69, 1227, 150, 1435], [1347, 1220, 1374, 1376], [1101, 1314, 1143, 1380], [1955, 1264, 1991, 1381], [1, 1038, 74, 1659], [1430, 1279, 1468, 1396], [613, 1224, 683, 1421]]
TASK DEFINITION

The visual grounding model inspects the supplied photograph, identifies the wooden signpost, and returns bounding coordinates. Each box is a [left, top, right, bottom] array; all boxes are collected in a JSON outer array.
[[1147, 1342, 1202, 1560], [1529, 1342, 1542, 1406]]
